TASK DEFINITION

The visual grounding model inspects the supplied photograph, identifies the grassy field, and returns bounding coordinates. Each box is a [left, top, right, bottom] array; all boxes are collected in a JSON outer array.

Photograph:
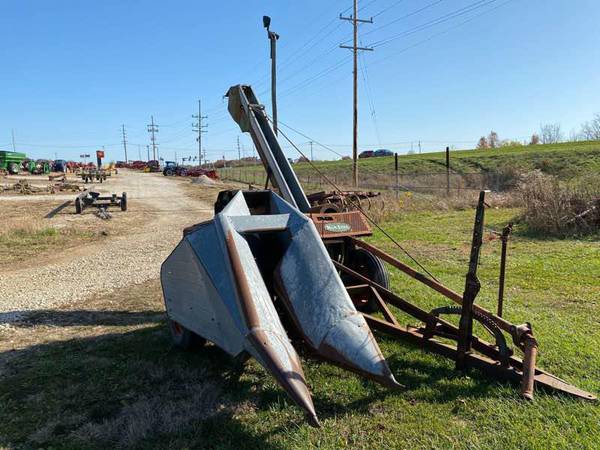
[[1, 206, 598, 449], [220, 141, 600, 189]]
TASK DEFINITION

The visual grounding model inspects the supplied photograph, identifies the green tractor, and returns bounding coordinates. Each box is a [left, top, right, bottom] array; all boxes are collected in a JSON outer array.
[[0, 151, 26, 175], [29, 159, 51, 175]]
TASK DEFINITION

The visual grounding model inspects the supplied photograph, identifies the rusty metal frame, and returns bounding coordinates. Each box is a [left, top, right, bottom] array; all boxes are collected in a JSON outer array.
[[329, 188, 596, 404], [334, 258, 596, 401]]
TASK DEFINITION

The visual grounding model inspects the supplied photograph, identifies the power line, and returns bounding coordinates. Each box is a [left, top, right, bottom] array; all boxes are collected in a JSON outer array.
[[372, 0, 407, 18], [192, 99, 208, 164], [121, 124, 128, 162], [276, 122, 440, 282], [358, 50, 382, 146], [342, 0, 445, 44], [369, 0, 514, 61], [147, 115, 159, 161], [370, 0, 498, 47], [277, 119, 344, 158], [339, 0, 374, 187]]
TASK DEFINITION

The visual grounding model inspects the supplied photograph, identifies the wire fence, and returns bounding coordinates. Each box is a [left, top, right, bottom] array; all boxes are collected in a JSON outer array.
[[217, 165, 516, 194]]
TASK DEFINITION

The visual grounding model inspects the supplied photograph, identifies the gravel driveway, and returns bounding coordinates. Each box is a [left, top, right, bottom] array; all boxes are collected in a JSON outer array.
[[0, 170, 213, 323]]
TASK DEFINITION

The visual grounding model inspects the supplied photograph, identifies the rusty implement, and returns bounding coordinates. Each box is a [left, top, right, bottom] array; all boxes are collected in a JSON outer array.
[[161, 190, 399, 425], [161, 83, 595, 427]]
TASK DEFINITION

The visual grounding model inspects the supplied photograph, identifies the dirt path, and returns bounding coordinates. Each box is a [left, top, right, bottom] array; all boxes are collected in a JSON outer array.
[[0, 170, 214, 323]]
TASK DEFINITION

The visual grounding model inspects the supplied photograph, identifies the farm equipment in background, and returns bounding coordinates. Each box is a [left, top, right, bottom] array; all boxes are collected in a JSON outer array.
[[145, 160, 161, 172], [53, 159, 68, 172], [163, 161, 188, 176], [185, 166, 219, 179], [161, 85, 596, 427], [29, 159, 51, 175], [0, 151, 27, 175], [74, 191, 127, 214], [306, 190, 382, 213], [162, 161, 219, 179], [79, 169, 108, 183]]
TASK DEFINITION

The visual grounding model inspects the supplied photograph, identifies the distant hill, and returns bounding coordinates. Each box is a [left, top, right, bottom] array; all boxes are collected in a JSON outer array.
[[292, 141, 600, 180], [219, 141, 600, 191]]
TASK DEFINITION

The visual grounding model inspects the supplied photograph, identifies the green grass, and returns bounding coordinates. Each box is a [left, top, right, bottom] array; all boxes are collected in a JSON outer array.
[[0, 226, 95, 266], [0, 209, 598, 449], [221, 141, 600, 187]]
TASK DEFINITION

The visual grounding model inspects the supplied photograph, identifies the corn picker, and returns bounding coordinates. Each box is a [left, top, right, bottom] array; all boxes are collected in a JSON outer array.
[[161, 85, 596, 426]]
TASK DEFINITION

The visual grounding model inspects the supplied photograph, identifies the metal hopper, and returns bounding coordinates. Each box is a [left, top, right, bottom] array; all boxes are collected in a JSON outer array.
[[161, 187, 399, 425]]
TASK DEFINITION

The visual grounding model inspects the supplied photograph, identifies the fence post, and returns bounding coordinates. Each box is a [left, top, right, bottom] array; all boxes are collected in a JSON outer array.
[[394, 153, 399, 199], [446, 146, 450, 196]]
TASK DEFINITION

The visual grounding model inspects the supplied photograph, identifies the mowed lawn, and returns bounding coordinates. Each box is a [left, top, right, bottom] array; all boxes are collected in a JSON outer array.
[[0, 208, 598, 449]]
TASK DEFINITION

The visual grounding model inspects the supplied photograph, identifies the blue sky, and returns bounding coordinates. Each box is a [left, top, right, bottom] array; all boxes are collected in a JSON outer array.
[[1, 0, 599, 162]]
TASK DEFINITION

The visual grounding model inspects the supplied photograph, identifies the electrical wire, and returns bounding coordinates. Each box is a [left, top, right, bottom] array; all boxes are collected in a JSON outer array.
[[371, 0, 407, 18], [358, 48, 382, 147], [341, 0, 445, 45], [277, 120, 345, 158], [274, 119, 440, 282], [369, 0, 514, 62], [370, 0, 498, 47]]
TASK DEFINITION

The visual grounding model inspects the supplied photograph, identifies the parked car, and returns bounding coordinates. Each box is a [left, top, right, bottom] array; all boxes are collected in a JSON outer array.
[[53, 159, 67, 172], [373, 149, 394, 157], [358, 150, 374, 159]]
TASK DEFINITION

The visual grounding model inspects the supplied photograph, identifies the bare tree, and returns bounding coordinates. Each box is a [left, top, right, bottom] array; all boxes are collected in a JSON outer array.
[[580, 113, 600, 140], [539, 123, 563, 144], [476, 136, 489, 149], [529, 133, 540, 145], [500, 139, 522, 147], [569, 128, 582, 142], [488, 131, 499, 148]]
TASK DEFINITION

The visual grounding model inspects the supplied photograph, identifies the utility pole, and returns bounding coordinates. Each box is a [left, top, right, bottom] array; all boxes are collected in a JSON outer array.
[[192, 99, 207, 165], [147, 116, 159, 161], [340, 1, 373, 187], [11, 129, 16, 152], [146, 145, 150, 161], [309, 141, 314, 161], [237, 136, 241, 161], [263, 16, 279, 135], [137, 144, 142, 160], [121, 124, 128, 162]]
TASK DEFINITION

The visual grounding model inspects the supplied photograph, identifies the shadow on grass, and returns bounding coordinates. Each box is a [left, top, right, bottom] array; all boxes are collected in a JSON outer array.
[[0, 324, 285, 449], [0, 315, 517, 448], [0, 309, 164, 327]]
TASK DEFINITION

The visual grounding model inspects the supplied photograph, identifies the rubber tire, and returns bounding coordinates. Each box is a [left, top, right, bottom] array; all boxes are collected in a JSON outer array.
[[345, 247, 390, 313], [168, 319, 206, 350], [120, 192, 127, 211], [7, 162, 19, 175]]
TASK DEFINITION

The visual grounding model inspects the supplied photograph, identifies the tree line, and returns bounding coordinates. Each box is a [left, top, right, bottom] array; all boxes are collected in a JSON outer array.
[[476, 113, 600, 149]]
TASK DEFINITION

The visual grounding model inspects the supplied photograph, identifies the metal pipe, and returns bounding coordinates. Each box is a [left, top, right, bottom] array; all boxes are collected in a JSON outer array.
[[521, 335, 538, 400], [497, 223, 513, 317]]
